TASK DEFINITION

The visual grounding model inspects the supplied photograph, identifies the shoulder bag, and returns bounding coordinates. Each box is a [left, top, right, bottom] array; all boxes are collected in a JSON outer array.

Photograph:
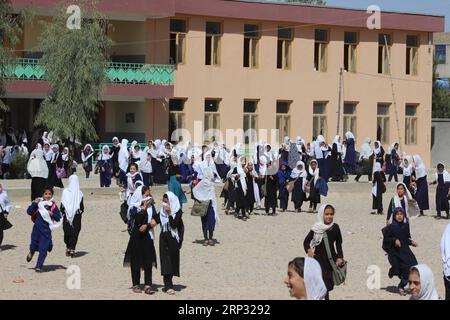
[[191, 200, 209, 217], [323, 231, 347, 286]]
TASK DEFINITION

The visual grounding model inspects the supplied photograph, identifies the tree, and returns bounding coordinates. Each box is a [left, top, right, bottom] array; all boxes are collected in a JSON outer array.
[[34, 0, 111, 142], [0, 0, 21, 111], [286, 0, 327, 5], [432, 60, 450, 118]]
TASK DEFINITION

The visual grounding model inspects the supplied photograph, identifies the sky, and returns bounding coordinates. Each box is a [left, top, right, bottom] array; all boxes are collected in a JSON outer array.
[[323, 0, 450, 31]]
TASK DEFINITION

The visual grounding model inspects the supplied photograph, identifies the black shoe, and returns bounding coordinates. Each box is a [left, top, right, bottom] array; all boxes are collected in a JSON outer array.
[[26, 252, 34, 262], [435, 215, 441, 220], [388, 268, 394, 279]]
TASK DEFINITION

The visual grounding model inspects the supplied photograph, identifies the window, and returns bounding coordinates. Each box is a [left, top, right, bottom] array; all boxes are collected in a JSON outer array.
[[204, 99, 221, 142], [406, 35, 419, 75], [169, 99, 186, 142], [343, 103, 357, 139], [378, 33, 392, 74], [244, 24, 260, 68], [435, 44, 447, 64], [170, 19, 186, 65], [277, 27, 293, 69], [276, 101, 291, 143], [125, 113, 135, 124], [377, 103, 390, 144], [405, 104, 418, 145], [205, 22, 222, 66], [314, 29, 328, 72], [313, 102, 327, 138], [344, 32, 357, 72], [243, 100, 258, 144]]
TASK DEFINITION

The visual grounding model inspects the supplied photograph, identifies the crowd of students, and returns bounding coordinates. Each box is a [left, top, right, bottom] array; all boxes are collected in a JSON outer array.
[[0, 130, 449, 300]]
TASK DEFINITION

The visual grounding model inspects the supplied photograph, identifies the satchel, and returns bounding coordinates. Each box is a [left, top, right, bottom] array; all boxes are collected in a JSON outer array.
[[323, 232, 347, 286], [0, 213, 12, 231], [223, 180, 229, 192], [286, 179, 297, 193], [191, 200, 210, 217]]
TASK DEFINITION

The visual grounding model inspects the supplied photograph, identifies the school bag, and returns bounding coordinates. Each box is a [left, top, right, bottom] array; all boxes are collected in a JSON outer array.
[[323, 232, 347, 286]]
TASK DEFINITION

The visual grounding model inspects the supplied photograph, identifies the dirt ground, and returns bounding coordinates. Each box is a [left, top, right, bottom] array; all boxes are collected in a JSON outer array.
[[0, 173, 448, 300]]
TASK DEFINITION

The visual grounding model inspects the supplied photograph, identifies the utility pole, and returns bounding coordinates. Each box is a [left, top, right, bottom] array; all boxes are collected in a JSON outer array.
[[336, 67, 344, 136]]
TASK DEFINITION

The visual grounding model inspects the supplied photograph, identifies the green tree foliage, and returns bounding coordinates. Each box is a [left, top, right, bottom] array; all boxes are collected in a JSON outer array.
[[286, 0, 327, 5], [35, 1, 111, 141], [0, 0, 21, 111], [432, 61, 450, 119]]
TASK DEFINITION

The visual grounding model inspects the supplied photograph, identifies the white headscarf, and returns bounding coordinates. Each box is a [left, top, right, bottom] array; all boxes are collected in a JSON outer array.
[[38, 198, 62, 231], [410, 264, 439, 300], [62, 147, 69, 161], [304, 257, 328, 300], [332, 135, 342, 153], [100, 145, 111, 161], [441, 224, 450, 278], [413, 155, 427, 179], [344, 131, 355, 140], [193, 166, 219, 223], [291, 160, 307, 179], [27, 149, 49, 179], [112, 137, 120, 146], [308, 160, 319, 185], [159, 191, 181, 242], [119, 139, 129, 172], [372, 162, 382, 197], [139, 147, 152, 173], [373, 141, 382, 155], [359, 137, 373, 159], [61, 175, 83, 226], [309, 204, 335, 250], [401, 155, 414, 176], [258, 156, 267, 176], [237, 156, 248, 196], [127, 185, 143, 221], [436, 163, 450, 183], [0, 183, 12, 213], [393, 182, 417, 219]]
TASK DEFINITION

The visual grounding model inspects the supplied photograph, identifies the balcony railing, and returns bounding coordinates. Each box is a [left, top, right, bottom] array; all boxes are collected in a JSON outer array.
[[1, 58, 174, 85]]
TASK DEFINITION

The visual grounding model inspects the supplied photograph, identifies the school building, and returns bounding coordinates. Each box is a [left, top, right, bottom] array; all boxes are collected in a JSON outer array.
[[1, 0, 445, 165]]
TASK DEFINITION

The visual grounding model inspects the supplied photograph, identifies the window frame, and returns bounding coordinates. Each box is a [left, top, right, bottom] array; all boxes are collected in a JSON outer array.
[[406, 35, 419, 76], [344, 31, 358, 73], [378, 33, 392, 75], [243, 99, 259, 144], [312, 101, 328, 139], [170, 18, 188, 65], [343, 102, 358, 140], [277, 26, 293, 70], [377, 103, 391, 145], [314, 29, 329, 72], [405, 104, 418, 145], [276, 100, 292, 143], [244, 24, 261, 69], [205, 21, 223, 66], [204, 98, 221, 142]]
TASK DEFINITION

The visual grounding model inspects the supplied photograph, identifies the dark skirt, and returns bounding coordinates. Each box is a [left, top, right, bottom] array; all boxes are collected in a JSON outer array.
[[31, 177, 47, 201], [317, 158, 329, 181], [201, 202, 216, 231], [415, 176, 430, 210], [264, 179, 278, 209], [436, 184, 450, 212], [63, 213, 82, 250], [216, 163, 230, 180], [278, 184, 289, 209], [152, 159, 168, 184], [292, 178, 306, 205], [159, 232, 180, 277], [372, 194, 383, 211], [124, 231, 157, 271]]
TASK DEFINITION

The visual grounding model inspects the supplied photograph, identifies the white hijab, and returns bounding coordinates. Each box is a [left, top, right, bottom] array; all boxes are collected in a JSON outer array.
[[62, 147, 69, 161], [127, 185, 143, 221], [413, 155, 427, 179], [436, 163, 450, 183], [402, 155, 414, 176], [410, 264, 439, 300], [159, 191, 181, 242], [332, 135, 342, 153], [441, 224, 450, 278], [304, 257, 328, 300], [258, 156, 267, 176], [99, 145, 111, 161], [193, 167, 219, 223], [308, 160, 319, 185], [309, 204, 335, 250], [27, 149, 49, 179], [360, 137, 373, 159], [372, 162, 382, 197], [61, 175, 83, 226], [291, 161, 307, 179], [344, 131, 355, 140], [237, 157, 247, 196], [373, 141, 382, 155], [119, 139, 129, 172], [38, 198, 62, 231], [393, 182, 417, 219], [0, 183, 11, 213]]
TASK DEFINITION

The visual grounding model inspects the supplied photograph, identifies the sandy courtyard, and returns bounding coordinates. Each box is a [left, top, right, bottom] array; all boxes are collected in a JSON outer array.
[[0, 173, 448, 300]]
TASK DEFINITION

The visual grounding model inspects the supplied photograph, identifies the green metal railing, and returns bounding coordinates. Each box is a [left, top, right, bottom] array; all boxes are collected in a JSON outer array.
[[1, 58, 174, 85]]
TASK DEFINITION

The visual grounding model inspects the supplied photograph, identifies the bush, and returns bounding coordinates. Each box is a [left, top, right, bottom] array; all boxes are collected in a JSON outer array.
[[10, 152, 29, 179]]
